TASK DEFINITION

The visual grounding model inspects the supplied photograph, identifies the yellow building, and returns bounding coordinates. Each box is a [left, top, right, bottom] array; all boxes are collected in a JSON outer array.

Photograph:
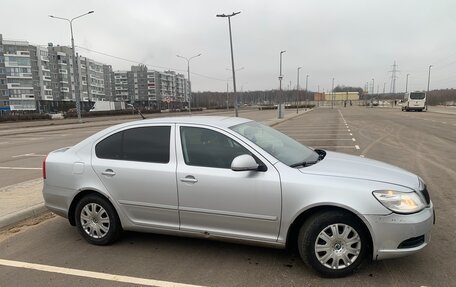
[[324, 92, 359, 101]]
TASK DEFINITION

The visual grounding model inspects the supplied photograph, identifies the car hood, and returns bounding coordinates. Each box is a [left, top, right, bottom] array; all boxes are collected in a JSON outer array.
[[299, 151, 419, 190]]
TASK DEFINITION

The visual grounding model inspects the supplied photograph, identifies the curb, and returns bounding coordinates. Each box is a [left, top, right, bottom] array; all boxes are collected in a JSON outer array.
[[0, 203, 47, 230]]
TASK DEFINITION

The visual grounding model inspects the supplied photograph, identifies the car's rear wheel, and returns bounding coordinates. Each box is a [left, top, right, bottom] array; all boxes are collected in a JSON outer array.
[[298, 210, 369, 277], [75, 194, 122, 245]]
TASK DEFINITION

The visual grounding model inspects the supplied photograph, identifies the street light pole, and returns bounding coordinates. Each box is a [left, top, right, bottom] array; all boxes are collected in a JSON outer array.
[[331, 77, 335, 109], [278, 50, 286, 118], [427, 65, 432, 93], [49, 11, 94, 123], [405, 74, 410, 93], [305, 74, 309, 108], [296, 67, 301, 114], [177, 53, 201, 114], [217, 11, 241, 117]]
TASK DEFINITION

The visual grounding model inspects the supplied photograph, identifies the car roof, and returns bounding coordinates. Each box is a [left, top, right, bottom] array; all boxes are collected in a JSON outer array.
[[126, 116, 252, 128]]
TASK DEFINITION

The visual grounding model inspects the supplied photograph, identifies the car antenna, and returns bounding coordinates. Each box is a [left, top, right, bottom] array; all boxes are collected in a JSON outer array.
[[127, 104, 146, 119]]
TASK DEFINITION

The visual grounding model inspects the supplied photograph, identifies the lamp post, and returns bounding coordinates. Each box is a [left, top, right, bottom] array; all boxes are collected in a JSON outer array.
[[278, 50, 286, 118], [305, 74, 309, 108], [427, 65, 432, 93], [176, 53, 201, 114], [331, 77, 335, 109], [217, 11, 241, 117], [296, 67, 301, 113], [49, 11, 94, 123], [405, 73, 410, 93]]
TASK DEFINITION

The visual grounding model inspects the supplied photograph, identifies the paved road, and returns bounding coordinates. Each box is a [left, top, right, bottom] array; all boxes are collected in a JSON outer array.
[[1, 106, 455, 286]]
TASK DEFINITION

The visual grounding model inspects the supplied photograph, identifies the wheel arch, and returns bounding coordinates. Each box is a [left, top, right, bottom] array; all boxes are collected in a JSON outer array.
[[68, 188, 118, 226], [285, 205, 374, 256]]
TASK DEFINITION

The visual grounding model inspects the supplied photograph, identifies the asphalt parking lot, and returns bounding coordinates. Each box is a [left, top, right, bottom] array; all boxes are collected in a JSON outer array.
[[0, 106, 455, 287]]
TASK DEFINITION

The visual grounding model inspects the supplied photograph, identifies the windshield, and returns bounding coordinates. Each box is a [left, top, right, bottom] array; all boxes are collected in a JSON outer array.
[[230, 121, 319, 166], [410, 92, 426, 100]]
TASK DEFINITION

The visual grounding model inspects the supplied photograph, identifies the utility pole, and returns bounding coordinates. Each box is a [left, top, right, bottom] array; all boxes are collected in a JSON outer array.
[[217, 11, 241, 117], [278, 50, 286, 118], [296, 67, 301, 113], [372, 78, 375, 97], [383, 82, 386, 94], [331, 77, 335, 109]]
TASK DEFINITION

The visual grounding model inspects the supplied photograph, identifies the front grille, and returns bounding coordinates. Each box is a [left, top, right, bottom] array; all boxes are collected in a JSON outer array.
[[420, 185, 431, 205], [398, 235, 425, 249]]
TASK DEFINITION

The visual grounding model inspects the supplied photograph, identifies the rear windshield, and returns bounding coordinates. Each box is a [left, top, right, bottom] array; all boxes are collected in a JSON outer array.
[[410, 92, 425, 100]]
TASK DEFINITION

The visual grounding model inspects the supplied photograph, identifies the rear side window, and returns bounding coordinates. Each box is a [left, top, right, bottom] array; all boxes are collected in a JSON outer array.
[[95, 126, 171, 163]]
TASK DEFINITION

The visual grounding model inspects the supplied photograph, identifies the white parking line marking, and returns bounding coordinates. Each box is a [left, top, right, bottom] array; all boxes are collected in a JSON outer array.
[[297, 138, 357, 141], [0, 259, 206, 287], [352, 138, 356, 142], [0, 167, 41, 170], [349, 133, 353, 136], [348, 129, 351, 132], [312, 145, 358, 149], [442, 122, 446, 124], [355, 145, 360, 150], [12, 153, 47, 158]]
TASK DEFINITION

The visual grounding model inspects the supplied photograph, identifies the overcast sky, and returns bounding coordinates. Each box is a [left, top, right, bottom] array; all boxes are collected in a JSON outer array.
[[2, 0, 456, 92]]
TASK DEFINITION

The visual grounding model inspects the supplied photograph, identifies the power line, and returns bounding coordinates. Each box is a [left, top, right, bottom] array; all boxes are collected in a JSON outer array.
[[74, 45, 226, 82]]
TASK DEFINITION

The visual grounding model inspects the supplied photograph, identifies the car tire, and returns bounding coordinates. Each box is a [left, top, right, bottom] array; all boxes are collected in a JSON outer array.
[[297, 210, 369, 278], [75, 194, 122, 245]]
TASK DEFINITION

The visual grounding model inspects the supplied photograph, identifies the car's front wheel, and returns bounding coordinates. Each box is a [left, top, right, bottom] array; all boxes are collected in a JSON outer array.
[[298, 210, 369, 277], [75, 194, 122, 245]]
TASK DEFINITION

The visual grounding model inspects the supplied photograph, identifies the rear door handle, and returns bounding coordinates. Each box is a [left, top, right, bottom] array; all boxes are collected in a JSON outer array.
[[101, 169, 116, 176], [180, 176, 198, 184]]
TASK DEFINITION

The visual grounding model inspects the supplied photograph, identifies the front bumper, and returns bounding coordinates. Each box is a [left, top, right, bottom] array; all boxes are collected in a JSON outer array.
[[364, 202, 434, 260]]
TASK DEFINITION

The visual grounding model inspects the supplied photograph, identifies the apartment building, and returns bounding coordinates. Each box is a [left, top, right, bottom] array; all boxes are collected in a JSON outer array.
[[0, 34, 190, 112], [0, 36, 36, 111], [113, 70, 129, 102]]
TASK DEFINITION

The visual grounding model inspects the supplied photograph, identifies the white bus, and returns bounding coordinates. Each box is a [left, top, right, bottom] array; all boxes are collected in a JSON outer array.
[[402, 91, 426, 112]]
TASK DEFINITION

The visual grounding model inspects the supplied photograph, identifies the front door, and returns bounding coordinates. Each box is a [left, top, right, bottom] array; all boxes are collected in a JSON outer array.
[[176, 125, 282, 242]]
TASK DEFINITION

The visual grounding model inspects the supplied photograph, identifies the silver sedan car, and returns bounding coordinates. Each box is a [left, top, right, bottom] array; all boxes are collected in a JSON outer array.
[[42, 116, 434, 277]]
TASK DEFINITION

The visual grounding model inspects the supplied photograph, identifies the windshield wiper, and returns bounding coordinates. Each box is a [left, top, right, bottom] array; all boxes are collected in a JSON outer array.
[[290, 160, 319, 168], [290, 149, 326, 168]]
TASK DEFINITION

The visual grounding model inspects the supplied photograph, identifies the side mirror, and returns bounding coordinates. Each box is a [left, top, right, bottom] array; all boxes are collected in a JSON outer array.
[[231, 154, 259, 172]]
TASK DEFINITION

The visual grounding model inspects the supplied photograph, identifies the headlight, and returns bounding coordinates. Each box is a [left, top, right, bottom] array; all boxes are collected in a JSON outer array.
[[373, 190, 425, 214]]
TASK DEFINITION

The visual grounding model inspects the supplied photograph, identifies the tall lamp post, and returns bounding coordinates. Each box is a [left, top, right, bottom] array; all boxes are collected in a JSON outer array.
[[305, 74, 309, 108], [217, 11, 241, 117], [405, 73, 410, 93], [427, 65, 432, 93], [296, 67, 302, 113], [278, 50, 286, 118], [49, 11, 94, 123], [176, 53, 201, 114], [226, 67, 244, 110]]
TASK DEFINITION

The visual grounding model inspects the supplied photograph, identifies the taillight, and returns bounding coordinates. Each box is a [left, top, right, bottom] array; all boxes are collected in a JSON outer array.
[[43, 155, 48, 179]]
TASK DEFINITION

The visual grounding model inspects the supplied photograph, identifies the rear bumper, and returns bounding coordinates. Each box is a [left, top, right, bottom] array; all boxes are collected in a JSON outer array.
[[364, 202, 434, 260]]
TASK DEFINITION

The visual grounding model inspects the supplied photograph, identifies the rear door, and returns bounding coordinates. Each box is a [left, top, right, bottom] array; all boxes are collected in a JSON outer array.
[[91, 124, 179, 230], [176, 125, 282, 242]]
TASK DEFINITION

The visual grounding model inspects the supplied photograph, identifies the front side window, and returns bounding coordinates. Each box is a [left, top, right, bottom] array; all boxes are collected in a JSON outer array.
[[180, 126, 251, 169], [96, 126, 170, 163]]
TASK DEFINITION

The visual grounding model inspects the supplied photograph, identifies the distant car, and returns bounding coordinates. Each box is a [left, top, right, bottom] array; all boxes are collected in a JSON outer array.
[[42, 116, 434, 277]]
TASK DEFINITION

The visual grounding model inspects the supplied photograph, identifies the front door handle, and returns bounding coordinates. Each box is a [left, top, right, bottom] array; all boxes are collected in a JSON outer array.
[[101, 169, 116, 176], [180, 175, 198, 184]]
